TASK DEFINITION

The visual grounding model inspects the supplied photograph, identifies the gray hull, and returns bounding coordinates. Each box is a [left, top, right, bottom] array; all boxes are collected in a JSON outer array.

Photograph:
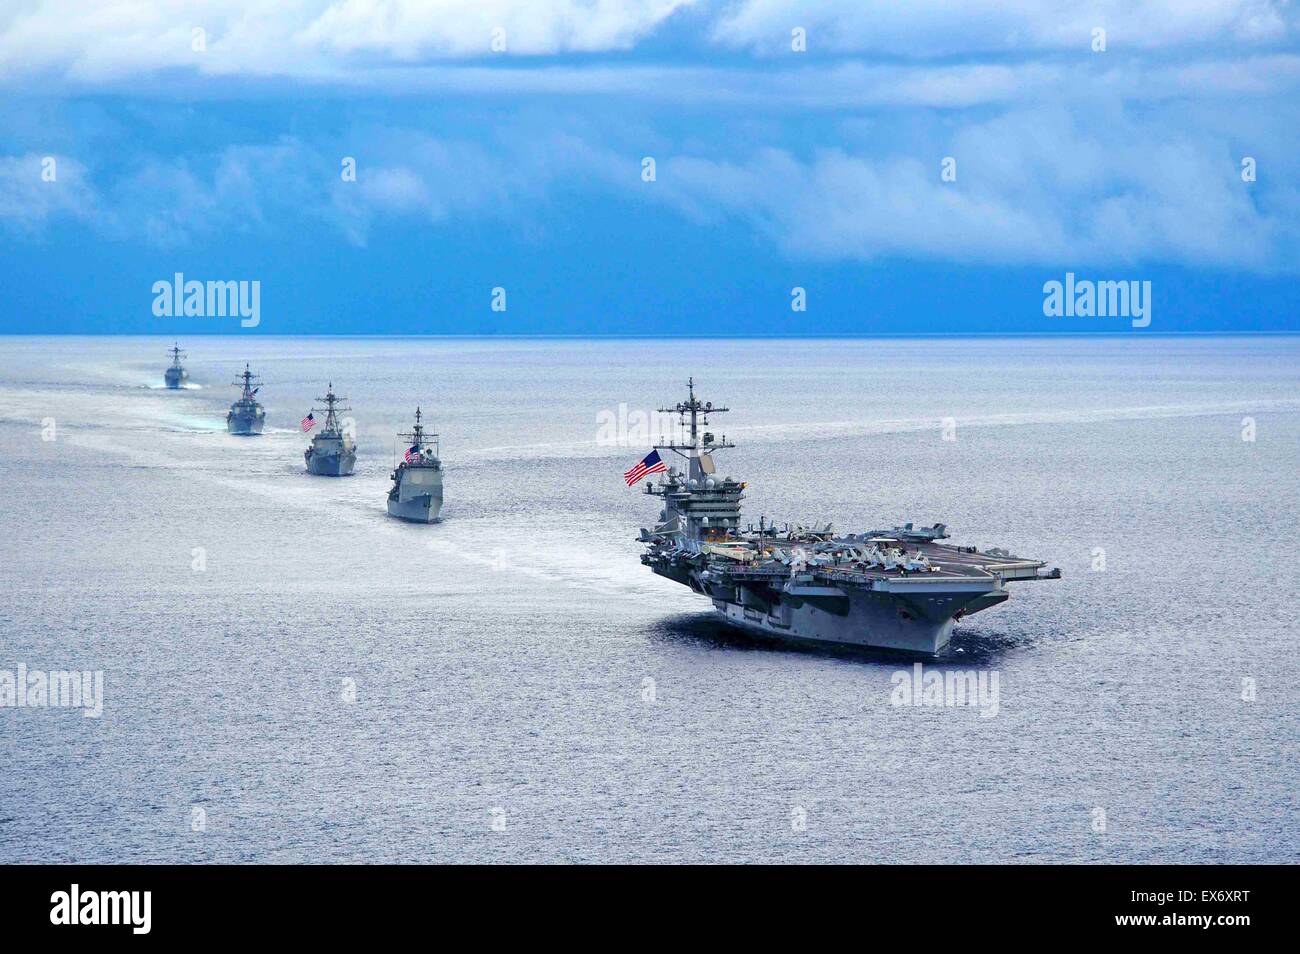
[[164, 369, 187, 389], [306, 431, 356, 476], [649, 553, 1033, 657], [306, 451, 356, 476], [387, 464, 443, 522], [227, 413, 264, 435], [387, 495, 442, 523], [713, 594, 953, 655]]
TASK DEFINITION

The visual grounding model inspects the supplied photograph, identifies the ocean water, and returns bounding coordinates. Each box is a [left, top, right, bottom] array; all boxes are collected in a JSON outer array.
[[0, 335, 1296, 864]]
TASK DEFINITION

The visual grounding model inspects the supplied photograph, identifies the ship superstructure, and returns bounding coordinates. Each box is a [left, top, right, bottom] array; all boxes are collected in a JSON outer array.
[[226, 364, 266, 435], [304, 383, 357, 476], [636, 379, 1059, 655], [386, 407, 443, 522], [164, 343, 188, 389]]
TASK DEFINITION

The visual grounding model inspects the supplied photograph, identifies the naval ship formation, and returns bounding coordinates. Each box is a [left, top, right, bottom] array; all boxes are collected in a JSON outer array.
[[161, 347, 446, 522], [160, 349, 1057, 654], [632, 380, 1060, 655]]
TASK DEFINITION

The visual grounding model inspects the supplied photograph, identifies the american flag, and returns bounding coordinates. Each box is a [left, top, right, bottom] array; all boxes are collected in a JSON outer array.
[[300, 412, 315, 432], [404, 444, 420, 464], [624, 449, 667, 487]]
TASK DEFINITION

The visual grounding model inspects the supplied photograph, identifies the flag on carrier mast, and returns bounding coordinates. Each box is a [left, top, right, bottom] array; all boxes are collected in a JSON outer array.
[[624, 449, 667, 487]]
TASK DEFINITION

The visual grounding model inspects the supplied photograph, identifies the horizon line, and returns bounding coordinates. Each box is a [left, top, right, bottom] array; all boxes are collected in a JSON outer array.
[[3, 331, 1299, 341]]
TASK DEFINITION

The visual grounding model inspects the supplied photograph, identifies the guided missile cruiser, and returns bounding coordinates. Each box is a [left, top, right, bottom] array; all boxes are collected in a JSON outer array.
[[226, 364, 266, 435], [164, 343, 188, 389], [304, 383, 356, 476], [387, 407, 443, 522], [634, 379, 1060, 656]]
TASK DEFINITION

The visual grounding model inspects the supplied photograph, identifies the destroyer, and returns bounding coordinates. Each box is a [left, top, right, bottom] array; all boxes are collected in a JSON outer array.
[[226, 364, 266, 435], [163, 343, 188, 389], [634, 380, 1059, 655], [386, 407, 443, 522], [304, 383, 356, 476]]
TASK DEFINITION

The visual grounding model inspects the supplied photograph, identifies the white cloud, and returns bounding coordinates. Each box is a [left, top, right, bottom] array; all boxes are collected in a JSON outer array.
[[8, 101, 1293, 272], [0, 153, 94, 231], [1, 0, 1294, 276], [654, 106, 1299, 271], [712, 0, 1293, 56], [0, 0, 1292, 118], [297, 0, 697, 57], [0, 141, 330, 245], [330, 127, 632, 244], [111, 143, 324, 246], [0, 125, 634, 248], [0, 0, 698, 83]]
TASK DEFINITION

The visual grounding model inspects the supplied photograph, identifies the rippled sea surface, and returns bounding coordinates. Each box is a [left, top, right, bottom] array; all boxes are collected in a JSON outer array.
[[1, 335, 1297, 863]]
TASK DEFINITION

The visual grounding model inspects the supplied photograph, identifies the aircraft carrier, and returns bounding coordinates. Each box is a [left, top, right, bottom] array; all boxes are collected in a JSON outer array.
[[635, 380, 1060, 655]]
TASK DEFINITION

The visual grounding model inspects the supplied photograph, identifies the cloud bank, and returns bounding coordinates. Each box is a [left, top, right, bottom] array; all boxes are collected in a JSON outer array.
[[712, 0, 1293, 56], [0, 1, 1295, 274], [0, 0, 1293, 85]]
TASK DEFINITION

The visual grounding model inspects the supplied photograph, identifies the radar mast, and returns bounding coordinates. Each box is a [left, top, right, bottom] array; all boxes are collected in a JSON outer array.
[[653, 377, 734, 482], [311, 383, 351, 436], [398, 406, 440, 459], [232, 363, 261, 400]]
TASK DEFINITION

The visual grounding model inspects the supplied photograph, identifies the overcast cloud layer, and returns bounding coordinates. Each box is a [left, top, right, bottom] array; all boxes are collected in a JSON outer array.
[[1, 0, 1297, 279], [0, 0, 1294, 81]]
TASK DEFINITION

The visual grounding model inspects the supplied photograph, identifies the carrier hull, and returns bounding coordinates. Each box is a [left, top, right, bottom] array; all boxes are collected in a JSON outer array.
[[712, 597, 953, 655], [649, 559, 1014, 656]]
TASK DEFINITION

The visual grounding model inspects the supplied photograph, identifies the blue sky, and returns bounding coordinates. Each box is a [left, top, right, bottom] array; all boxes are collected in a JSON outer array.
[[1, 0, 1297, 335]]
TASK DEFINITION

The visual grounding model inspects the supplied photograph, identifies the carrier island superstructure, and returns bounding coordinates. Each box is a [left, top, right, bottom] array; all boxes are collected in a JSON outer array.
[[636, 380, 1060, 655]]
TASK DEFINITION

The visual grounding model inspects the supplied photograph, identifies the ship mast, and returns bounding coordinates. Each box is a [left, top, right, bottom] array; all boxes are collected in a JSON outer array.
[[168, 343, 186, 368], [398, 406, 439, 458], [232, 363, 261, 400], [312, 382, 351, 435], [654, 377, 733, 481]]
